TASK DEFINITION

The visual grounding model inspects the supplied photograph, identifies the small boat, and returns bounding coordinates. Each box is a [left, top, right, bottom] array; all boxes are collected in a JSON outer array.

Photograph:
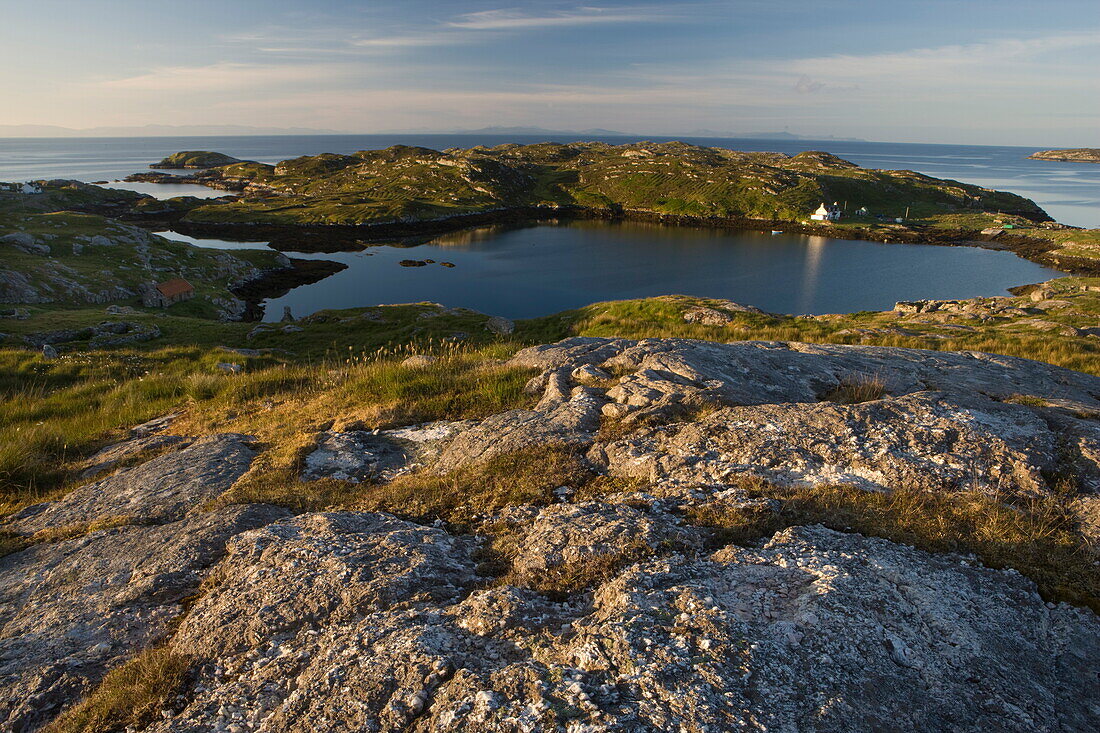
[[770, 230, 783, 235]]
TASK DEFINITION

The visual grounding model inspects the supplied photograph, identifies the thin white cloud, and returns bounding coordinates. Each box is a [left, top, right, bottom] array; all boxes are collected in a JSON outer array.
[[447, 6, 671, 30], [786, 31, 1100, 80], [100, 62, 347, 92], [228, 5, 677, 58]]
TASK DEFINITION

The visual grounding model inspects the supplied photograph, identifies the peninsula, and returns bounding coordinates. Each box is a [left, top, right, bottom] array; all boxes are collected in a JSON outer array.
[[126, 141, 1100, 274], [138, 142, 1049, 227]]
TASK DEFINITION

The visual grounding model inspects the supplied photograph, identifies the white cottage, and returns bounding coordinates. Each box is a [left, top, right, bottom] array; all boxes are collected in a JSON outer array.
[[810, 202, 842, 222], [20, 183, 43, 194]]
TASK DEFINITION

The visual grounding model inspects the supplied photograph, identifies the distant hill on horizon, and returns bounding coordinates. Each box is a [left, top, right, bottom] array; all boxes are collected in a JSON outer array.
[[0, 122, 866, 143], [0, 124, 347, 138]]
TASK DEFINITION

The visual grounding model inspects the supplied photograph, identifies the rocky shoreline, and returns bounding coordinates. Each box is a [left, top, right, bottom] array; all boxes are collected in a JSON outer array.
[[230, 258, 349, 321]]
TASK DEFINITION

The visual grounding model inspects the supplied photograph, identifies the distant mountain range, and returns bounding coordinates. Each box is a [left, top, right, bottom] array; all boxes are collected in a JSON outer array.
[[680, 129, 867, 142], [450, 126, 632, 136], [0, 124, 345, 138]]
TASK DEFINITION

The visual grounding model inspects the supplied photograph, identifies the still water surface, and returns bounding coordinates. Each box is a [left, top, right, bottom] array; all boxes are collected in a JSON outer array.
[[162, 221, 1060, 321]]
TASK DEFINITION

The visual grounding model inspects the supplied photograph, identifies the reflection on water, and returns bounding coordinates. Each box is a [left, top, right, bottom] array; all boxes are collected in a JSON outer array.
[[797, 236, 828, 314], [105, 181, 227, 200], [160, 221, 1060, 322], [157, 230, 270, 249]]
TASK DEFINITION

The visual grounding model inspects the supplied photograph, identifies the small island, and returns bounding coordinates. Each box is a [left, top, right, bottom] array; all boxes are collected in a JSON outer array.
[[1028, 148, 1100, 163], [150, 150, 242, 169]]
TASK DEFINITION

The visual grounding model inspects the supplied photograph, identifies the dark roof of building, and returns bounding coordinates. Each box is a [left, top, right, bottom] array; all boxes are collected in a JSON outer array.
[[156, 278, 194, 298]]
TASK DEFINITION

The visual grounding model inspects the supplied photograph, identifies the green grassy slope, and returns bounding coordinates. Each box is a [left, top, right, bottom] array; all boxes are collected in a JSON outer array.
[[176, 142, 1049, 227]]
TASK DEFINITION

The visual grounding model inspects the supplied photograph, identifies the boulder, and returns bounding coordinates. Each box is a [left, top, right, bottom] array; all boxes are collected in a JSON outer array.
[[302, 431, 411, 483], [402, 354, 438, 368], [485, 315, 515, 335], [1, 232, 49, 255], [683, 306, 734, 325]]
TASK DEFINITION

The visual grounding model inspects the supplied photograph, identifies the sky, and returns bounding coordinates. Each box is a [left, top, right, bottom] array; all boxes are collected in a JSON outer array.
[[1, 0, 1097, 145]]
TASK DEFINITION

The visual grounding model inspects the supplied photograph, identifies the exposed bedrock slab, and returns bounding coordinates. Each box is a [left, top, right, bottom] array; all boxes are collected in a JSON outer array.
[[4, 433, 258, 534], [0, 504, 289, 732], [142, 509, 1099, 732], [593, 391, 1071, 494], [77, 433, 193, 480], [510, 337, 1100, 411], [504, 338, 1100, 495], [303, 421, 471, 483]]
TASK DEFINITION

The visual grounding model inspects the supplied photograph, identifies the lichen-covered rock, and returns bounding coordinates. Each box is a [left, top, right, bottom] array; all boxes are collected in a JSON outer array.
[[594, 391, 1067, 494], [502, 502, 704, 587], [305, 422, 471, 482], [78, 433, 193, 479], [141, 512, 480, 732], [0, 504, 289, 732], [507, 337, 1100, 496], [140, 513, 1100, 732], [510, 338, 1100, 412], [4, 433, 258, 534], [485, 315, 515, 335], [303, 431, 411, 483], [435, 406, 596, 473]]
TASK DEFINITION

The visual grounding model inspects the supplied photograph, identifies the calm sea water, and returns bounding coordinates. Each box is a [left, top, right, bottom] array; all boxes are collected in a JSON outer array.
[[162, 221, 1059, 322], [1, 133, 1097, 227]]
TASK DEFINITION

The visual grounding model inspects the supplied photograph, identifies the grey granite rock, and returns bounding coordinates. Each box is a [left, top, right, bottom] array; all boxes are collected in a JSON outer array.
[[140, 512, 1100, 732], [0, 504, 289, 732], [4, 433, 258, 534]]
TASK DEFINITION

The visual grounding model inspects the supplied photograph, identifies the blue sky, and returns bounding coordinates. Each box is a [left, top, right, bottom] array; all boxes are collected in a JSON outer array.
[[1, 0, 1097, 144]]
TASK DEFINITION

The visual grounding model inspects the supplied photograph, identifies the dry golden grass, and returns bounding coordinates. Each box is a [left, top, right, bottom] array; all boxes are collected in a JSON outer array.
[[44, 646, 190, 733], [686, 482, 1100, 611], [356, 444, 594, 525], [0, 516, 135, 559], [209, 443, 638, 524], [178, 344, 535, 509], [820, 373, 888, 404]]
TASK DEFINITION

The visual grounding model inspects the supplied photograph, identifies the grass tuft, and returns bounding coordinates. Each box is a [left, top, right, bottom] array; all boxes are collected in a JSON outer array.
[[44, 647, 190, 733], [356, 444, 594, 525], [820, 373, 888, 404]]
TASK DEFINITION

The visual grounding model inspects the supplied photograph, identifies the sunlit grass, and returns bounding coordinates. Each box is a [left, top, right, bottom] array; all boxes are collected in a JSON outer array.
[[687, 481, 1100, 611]]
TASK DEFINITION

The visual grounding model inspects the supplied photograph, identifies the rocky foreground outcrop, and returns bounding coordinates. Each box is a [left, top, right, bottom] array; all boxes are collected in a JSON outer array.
[[3, 338, 1100, 731]]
